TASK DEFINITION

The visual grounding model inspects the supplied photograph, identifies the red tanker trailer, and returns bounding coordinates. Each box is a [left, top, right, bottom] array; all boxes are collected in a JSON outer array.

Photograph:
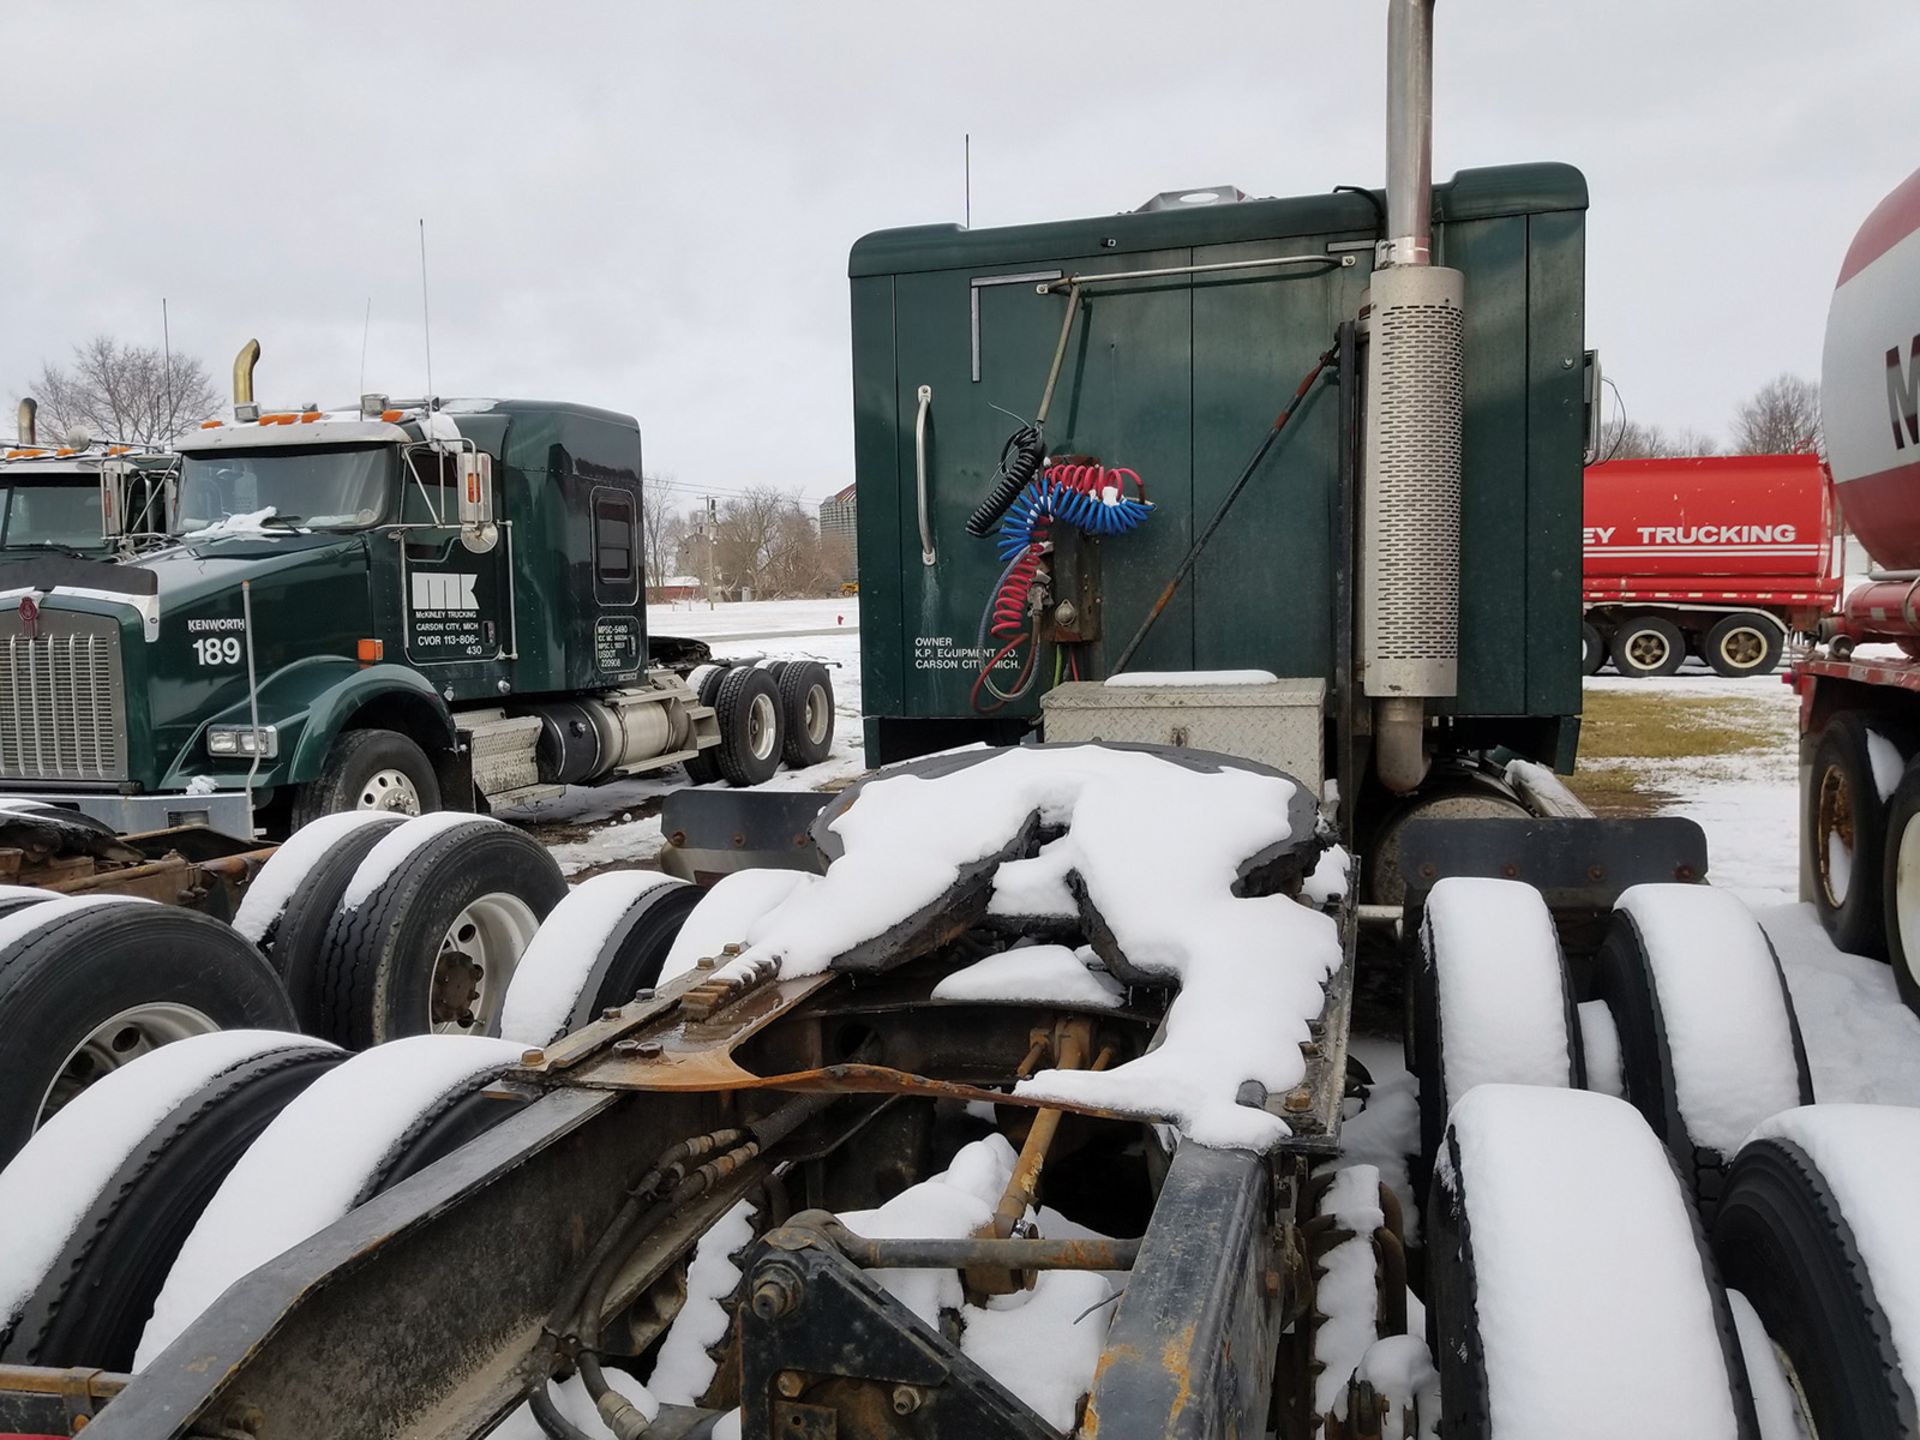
[[1797, 165, 1920, 1014], [1584, 454, 1838, 677]]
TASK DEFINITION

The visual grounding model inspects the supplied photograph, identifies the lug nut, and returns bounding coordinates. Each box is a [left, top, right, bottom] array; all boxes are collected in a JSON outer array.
[[600, 1006, 623, 1021], [633, 987, 656, 1001], [519, 1048, 546, 1067], [776, 1371, 806, 1398], [892, 1385, 922, 1415]]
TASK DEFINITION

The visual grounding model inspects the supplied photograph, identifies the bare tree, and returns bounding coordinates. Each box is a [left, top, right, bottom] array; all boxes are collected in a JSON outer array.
[[27, 336, 220, 446], [1600, 417, 1720, 461], [640, 474, 687, 587], [1732, 373, 1822, 455], [712, 484, 834, 597]]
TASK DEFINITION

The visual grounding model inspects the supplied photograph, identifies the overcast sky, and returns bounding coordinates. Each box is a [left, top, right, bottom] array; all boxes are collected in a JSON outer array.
[[3, 2, 1911, 508]]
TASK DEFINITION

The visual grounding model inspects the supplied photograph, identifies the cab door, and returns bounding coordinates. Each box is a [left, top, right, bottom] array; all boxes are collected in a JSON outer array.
[[396, 444, 515, 698]]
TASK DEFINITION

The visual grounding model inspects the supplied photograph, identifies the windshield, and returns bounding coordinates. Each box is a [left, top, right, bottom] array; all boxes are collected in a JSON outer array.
[[177, 443, 394, 533], [0, 483, 106, 550]]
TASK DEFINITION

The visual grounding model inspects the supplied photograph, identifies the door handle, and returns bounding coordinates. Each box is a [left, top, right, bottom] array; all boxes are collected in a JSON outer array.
[[915, 384, 936, 567]]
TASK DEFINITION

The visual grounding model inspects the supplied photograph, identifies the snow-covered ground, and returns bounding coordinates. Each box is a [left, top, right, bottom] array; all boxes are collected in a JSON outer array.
[[500, 599, 864, 875]]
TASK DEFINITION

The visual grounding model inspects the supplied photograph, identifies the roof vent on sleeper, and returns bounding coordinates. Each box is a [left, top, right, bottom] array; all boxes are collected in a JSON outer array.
[[1135, 185, 1248, 212]]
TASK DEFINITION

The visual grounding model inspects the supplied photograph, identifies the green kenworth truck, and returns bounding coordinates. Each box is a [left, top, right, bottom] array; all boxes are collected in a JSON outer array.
[[2, 399, 176, 558], [0, 347, 829, 836]]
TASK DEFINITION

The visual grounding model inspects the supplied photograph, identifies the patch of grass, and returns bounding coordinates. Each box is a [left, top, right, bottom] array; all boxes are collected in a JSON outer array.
[[1564, 685, 1795, 815], [1576, 688, 1785, 763]]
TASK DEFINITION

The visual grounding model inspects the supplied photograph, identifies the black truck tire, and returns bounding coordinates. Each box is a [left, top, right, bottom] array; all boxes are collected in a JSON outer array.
[[1429, 1086, 1758, 1439], [1589, 892, 1813, 1218], [1714, 1118, 1920, 1439], [682, 663, 731, 786], [1703, 613, 1784, 678], [715, 664, 784, 787], [234, 810, 407, 961], [1581, 620, 1608, 676], [778, 660, 835, 768], [314, 818, 566, 1048], [498, 874, 702, 1048], [1880, 760, 1920, 1016], [1411, 877, 1582, 1197], [1610, 615, 1687, 678], [291, 727, 444, 830], [133, 1035, 526, 1368], [259, 814, 408, 1029], [1809, 712, 1906, 958], [0, 1037, 342, 1371], [0, 901, 296, 1165]]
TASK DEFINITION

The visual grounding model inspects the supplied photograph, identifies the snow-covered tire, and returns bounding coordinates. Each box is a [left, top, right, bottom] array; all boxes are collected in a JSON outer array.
[[232, 810, 406, 956], [1611, 615, 1687, 678], [254, 812, 407, 1030], [1703, 613, 1784, 679], [682, 663, 730, 786], [777, 660, 835, 769], [1809, 712, 1909, 957], [714, 664, 784, 787], [1591, 886, 1813, 1216], [135, 1034, 524, 1369], [290, 727, 444, 830], [1713, 1106, 1920, 1439], [658, 868, 820, 985], [313, 817, 566, 1048], [0, 885, 53, 921], [1410, 878, 1581, 1191], [1428, 1085, 1758, 1439], [1581, 620, 1607, 676], [498, 872, 702, 1048], [0, 1031, 340, 1371], [1879, 759, 1920, 1017], [0, 900, 296, 1164]]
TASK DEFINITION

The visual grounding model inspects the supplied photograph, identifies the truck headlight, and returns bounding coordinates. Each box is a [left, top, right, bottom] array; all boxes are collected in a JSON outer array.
[[207, 724, 279, 759]]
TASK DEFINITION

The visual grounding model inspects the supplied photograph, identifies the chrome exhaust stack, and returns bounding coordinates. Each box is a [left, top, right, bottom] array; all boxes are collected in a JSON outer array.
[[232, 339, 262, 422], [1362, 0, 1465, 793], [15, 398, 35, 448]]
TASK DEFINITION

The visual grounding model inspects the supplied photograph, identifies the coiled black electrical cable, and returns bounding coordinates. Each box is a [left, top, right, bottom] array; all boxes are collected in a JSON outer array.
[[966, 424, 1045, 537]]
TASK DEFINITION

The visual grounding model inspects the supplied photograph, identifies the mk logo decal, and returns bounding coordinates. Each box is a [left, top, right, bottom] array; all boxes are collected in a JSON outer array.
[[412, 573, 478, 611]]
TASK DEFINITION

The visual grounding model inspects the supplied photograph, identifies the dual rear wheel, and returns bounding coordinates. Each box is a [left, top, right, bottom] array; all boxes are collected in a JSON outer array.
[[1592, 612, 1784, 679]]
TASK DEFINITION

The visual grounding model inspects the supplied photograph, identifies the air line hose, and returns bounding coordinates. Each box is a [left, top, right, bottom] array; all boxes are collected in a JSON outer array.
[[966, 424, 1046, 537]]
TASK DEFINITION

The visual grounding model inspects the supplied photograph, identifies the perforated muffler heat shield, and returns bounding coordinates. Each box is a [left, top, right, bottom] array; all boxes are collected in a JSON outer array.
[[1360, 263, 1464, 698]]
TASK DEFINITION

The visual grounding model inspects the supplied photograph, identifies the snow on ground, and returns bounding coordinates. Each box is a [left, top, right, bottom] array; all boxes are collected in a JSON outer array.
[[502, 599, 864, 875]]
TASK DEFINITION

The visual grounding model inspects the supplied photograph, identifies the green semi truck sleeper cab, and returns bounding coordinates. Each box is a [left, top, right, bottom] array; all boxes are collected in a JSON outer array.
[[0, 358, 756, 836]]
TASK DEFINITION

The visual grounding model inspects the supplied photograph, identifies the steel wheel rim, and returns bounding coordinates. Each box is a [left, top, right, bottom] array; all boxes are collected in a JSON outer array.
[[1720, 627, 1767, 669], [804, 684, 830, 746], [360, 767, 423, 814], [1626, 629, 1671, 670], [748, 692, 778, 761], [39, 1001, 222, 1126], [1897, 811, 1920, 989], [1816, 765, 1855, 908], [430, 893, 540, 1035]]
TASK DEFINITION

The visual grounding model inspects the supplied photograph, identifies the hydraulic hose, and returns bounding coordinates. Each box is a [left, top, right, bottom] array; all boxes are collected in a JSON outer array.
[[966, 424, 1045, 537]]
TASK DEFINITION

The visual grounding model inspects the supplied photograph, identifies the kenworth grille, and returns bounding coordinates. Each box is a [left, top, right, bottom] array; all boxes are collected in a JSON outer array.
[[0, 610, 127, 782]]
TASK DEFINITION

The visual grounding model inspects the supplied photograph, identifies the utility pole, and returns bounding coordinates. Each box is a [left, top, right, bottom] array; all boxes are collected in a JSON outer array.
[[705, 495, 717, 610]]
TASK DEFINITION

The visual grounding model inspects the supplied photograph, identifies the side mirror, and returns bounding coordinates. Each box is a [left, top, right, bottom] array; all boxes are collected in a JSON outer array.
[[458, 450, 492, 528], [456, 450, 496, 551], [99, 458, 137, 540], [1583, 349, 1605, 466]]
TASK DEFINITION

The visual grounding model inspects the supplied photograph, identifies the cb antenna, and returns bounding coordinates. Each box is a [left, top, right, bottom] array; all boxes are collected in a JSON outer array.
[[161, 297, 174, 433], [418, 219, 434, 401], [358, 296, 372, 396], [964, 132, 971, 228]]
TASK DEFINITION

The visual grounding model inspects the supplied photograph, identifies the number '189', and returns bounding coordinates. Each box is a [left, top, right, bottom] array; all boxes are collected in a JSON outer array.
[[193, 637, 242, 666]]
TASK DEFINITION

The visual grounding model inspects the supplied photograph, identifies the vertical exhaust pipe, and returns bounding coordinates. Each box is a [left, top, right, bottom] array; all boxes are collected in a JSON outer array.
[[16, 398, 35, 448], [233, 339, 262, 422], [1362, 0, 1465, 793], [1384, 0, 1434, 268]]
